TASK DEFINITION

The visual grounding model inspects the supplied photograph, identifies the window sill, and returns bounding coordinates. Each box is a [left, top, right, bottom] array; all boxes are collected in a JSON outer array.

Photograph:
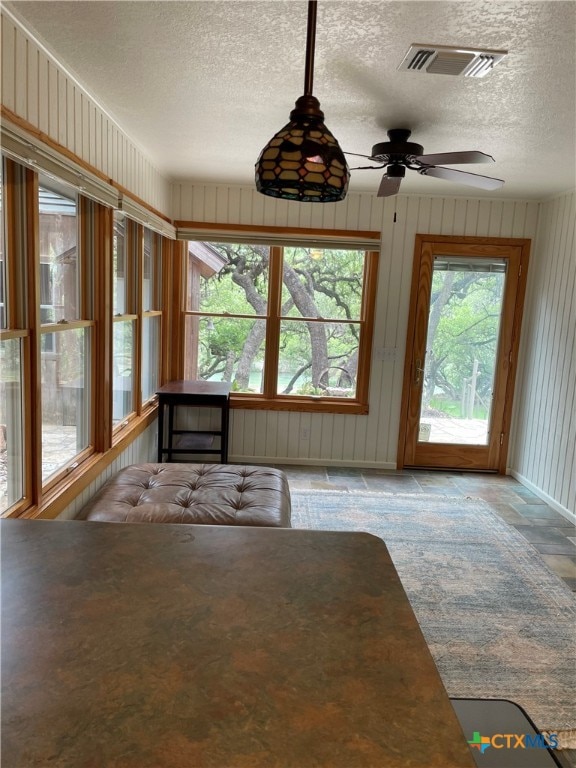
[[12, 406, 158, 520], [230, 395, 369, 415]]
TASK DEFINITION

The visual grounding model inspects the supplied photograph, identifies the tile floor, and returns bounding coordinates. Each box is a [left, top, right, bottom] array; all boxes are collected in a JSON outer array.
[[274, 465, 576, 592], [276, 465, 576, 768]]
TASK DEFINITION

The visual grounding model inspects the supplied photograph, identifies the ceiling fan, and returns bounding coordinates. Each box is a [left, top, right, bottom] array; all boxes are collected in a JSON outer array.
[[347, 129, 504, 197]]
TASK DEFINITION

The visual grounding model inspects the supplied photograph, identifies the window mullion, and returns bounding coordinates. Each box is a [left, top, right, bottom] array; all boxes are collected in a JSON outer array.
[[134, 224, 143, 414], [93, 202, 112, 452], [25, 167, 42, 506], [262, 245, 283, 398]]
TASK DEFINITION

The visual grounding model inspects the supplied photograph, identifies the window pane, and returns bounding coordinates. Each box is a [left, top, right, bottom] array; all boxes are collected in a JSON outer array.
[[113, 214, 126, 315], [188, 242, 269, 314], [418, 261, 507, 445], [196, 316, 266, 394], [41, 328, 90, 482], [142, 315, 160, 402], [0, 339, 24, 512], [39, 179, 78, 323], [277, 320, 359, 398], [281, 248, 364, 320], [143, 229, 160, 311], [113, 320, 135, 423], [0, 160, 6, 329]]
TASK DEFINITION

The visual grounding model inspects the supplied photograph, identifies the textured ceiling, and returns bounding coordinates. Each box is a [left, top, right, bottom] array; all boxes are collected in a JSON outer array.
[[6, 0, 576, 199]]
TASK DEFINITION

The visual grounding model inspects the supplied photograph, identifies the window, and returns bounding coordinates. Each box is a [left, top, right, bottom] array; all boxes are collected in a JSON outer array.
[[38, 176, 92, 485], [141, 228, 161, 403], [184, 239, 378, 413], [112, 213, 136, 426], [112, 217, 163, 429], [0, 145, 169, 519], [0, 158, 25, 513]]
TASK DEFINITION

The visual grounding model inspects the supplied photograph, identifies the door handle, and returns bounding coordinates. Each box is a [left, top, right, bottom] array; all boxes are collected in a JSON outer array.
[[414, 358, 425, 386]]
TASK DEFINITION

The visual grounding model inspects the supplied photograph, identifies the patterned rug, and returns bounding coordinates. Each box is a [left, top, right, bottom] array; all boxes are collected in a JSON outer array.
[[291, 489, 576, 733]]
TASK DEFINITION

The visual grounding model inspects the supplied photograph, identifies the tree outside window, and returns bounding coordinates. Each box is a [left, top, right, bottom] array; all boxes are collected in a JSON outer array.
[[184, 240, 378, 412]]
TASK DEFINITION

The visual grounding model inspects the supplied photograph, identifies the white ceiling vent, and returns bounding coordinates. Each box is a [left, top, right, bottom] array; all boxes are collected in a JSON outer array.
[[398, 44, 507, 77]]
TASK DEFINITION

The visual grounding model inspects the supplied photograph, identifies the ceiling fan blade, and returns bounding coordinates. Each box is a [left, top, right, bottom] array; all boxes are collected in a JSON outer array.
[[377, 175, 402, 197], [345, 151, 380, 161], [421, 166, 504, 190], [349, 163, 387, 171], [416, 151, 495, 165]]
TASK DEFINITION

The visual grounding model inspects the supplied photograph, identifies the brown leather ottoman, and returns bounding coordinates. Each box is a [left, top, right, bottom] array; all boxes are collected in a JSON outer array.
[[76, 463, 291, 527]]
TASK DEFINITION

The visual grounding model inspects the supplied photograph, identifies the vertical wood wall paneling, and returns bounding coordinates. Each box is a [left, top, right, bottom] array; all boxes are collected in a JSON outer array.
[[1, 8, 172, 215], [509, 192, 575, 516], [174, 185, 544, 469], [6, 8, 572, 506], [2, 16, 16, 112], [15, 29, 28, 118]]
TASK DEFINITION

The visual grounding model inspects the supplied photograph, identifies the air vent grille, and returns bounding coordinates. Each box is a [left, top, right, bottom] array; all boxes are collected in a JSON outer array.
[[398, 44, 507, 78]]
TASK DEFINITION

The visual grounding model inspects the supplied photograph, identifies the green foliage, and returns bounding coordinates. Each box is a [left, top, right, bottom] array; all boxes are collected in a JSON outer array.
[[425, 270, 505, 406], [195, 243, 365, 395]]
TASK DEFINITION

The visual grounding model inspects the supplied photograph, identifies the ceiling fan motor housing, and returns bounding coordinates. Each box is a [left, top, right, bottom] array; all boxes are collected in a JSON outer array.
[[371, 128, 424, 163]]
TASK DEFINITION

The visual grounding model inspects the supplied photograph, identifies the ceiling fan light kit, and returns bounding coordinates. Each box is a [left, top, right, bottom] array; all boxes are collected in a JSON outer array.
[[255, 0, 349, 203]]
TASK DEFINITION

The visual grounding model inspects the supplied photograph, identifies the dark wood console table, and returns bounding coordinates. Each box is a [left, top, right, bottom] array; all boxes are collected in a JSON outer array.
[[1, 520, 474, 768], [156, 380, 230, 463]]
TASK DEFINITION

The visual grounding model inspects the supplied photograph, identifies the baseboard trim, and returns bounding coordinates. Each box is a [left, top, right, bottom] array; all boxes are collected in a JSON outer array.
[[509, 470, 575, 525], [229, 455, 397, 471]]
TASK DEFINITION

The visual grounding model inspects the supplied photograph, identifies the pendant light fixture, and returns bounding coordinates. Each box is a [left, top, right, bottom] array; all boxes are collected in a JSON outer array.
[[255, 0, 349, 203]]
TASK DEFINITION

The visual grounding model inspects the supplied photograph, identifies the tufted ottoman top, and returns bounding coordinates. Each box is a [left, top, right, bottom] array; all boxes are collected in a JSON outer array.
[[76, 463, 291, 527]]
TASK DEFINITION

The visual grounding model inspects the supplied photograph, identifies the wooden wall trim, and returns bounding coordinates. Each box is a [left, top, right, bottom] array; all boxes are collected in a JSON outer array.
[[1, 107, 172, 225], [175, 220, 381, 240]]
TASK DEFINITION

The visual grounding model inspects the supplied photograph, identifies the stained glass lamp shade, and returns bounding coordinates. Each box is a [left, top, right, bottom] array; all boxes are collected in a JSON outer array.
[[255, 2, 349, 203]]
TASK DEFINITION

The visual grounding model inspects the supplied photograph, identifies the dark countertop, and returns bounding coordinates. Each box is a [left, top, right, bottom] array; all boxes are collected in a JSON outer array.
[[1, 519, 474, 768]]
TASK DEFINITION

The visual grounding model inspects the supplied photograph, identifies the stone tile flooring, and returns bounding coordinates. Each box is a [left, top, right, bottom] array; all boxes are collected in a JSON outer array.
[[274, 465, 576, 593]]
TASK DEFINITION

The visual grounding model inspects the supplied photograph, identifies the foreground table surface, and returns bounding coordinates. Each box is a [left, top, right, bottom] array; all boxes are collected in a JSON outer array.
[[1, 520, 474, 768]]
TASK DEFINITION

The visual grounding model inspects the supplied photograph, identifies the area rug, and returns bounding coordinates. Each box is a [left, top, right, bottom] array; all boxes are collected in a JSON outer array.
[[291, 489, 576, 733]]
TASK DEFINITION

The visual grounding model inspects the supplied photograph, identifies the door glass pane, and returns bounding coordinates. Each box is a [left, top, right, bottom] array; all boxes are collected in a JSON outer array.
[[113, 319, 135, 423], [41, 327, 90, 482], [0, 338, 24, 512], [277, 320, 359, 398], [39, 179, 78, 322], [142, 315, 160, 403], [418, 257, 507, 445]]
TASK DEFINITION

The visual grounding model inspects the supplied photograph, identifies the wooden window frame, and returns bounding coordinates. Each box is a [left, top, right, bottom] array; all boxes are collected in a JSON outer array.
[[36, 174, 97, 491], [141, 229, 162, 407], [112, 218, 139, 436], [184, 236, 379, 415], [1, 155, 167, 519]]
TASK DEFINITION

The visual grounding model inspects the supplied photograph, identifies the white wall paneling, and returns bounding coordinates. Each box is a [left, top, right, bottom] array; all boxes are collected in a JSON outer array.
[[4, 6, 572, 511], [510, 192, 576, 518], [173, 183, 541, 469], [1, 8, 171, 215]]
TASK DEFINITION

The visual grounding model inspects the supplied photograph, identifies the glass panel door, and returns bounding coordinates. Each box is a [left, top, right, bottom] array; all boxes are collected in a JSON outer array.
[[399, 236, 529, 472]]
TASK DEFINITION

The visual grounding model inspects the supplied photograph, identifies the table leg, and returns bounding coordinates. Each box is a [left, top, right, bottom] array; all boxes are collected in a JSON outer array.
[[157, 399, 164, 462], [221, 399, 230, 463], [168, 403, 175, 462]]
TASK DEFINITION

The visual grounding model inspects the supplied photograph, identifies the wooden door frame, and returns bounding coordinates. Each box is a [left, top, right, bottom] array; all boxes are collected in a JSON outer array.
[[397, 234, 531, 474]]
